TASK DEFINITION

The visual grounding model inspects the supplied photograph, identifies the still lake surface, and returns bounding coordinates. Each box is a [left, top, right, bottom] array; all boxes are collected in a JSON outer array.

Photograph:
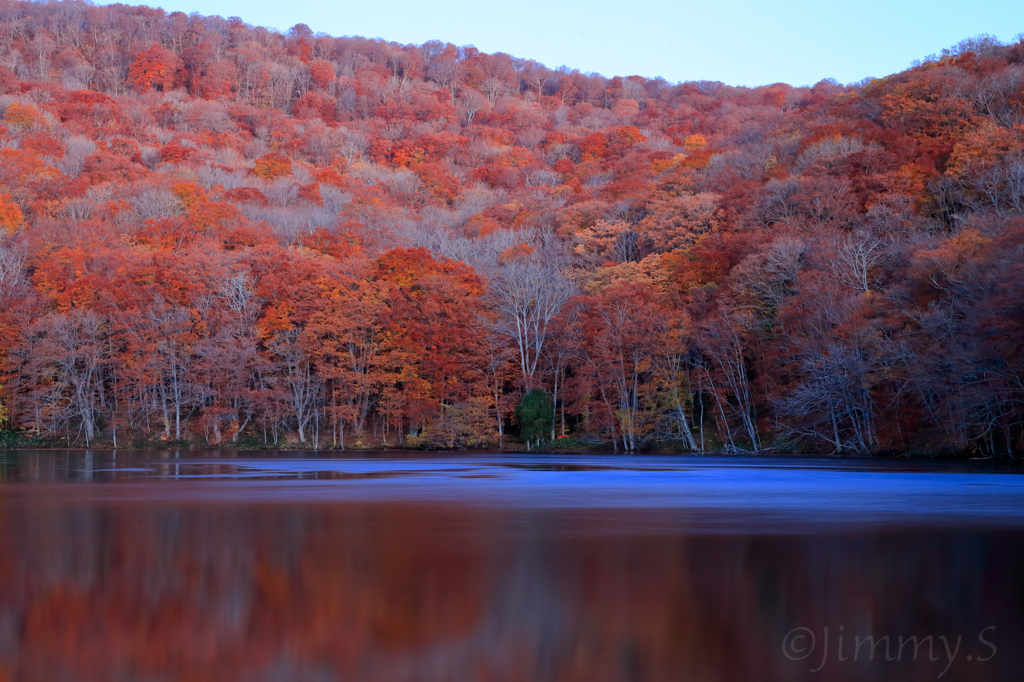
[[0, 450, 1022, 681]]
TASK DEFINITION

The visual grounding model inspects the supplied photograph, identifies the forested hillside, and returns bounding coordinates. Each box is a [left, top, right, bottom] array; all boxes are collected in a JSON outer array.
[[0, 1, 1022, 454]]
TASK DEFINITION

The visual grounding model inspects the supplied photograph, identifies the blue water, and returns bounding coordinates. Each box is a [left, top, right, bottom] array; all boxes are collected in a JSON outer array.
[[3, 451, 1024, 531]]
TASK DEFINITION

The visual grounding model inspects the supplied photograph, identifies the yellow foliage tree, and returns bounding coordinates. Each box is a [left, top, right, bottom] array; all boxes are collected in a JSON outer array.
[[684, 134, 707, 149], [3, 102, 42, 129], [253, 153, 292, 179], [170, 182, 206, 210]]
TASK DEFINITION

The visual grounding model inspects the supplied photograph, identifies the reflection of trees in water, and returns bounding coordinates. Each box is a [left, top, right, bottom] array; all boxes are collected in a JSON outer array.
[[0, 503, 1019, 681]]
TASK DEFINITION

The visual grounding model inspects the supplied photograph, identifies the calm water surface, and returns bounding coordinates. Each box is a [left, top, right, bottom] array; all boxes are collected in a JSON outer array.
[[0, 450, 1022, 681]]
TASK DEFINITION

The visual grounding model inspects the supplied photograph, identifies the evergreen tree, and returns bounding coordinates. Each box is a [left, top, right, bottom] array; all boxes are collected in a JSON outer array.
[[516, 389, 553, 451]]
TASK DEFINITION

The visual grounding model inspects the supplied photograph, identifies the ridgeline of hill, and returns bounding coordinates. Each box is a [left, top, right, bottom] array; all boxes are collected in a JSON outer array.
[[0, 1, 1022, 455]]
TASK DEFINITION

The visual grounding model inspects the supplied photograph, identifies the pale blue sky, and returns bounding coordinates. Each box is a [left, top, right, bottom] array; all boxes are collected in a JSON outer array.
[[135, 0, 1024, 87]]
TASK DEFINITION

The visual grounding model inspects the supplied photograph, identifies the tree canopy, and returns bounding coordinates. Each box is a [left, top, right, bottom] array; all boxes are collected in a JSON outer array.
[[0, 2, 1022, 455]]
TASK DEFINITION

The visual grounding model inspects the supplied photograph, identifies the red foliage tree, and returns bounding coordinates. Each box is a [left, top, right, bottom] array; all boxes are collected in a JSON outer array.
[[129, 45, 183, 92]]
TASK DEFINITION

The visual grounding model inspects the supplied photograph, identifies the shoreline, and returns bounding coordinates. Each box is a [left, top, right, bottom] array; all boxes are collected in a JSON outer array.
[[0, 443, 1010, 461]]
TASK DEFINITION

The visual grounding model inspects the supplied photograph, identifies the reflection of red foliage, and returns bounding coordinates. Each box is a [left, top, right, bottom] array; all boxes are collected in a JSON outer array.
[[1, 495, 1003, 682]]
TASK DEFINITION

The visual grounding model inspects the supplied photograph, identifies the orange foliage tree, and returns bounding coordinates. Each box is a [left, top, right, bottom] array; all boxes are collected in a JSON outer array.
[[130, 45, 184, 92]]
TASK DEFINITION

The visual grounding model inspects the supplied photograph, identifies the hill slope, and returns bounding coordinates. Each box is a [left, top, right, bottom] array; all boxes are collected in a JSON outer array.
[[0, 1, 1022, 454]]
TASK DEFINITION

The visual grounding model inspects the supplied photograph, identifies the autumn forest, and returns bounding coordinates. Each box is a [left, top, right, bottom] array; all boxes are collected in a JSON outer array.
[[0, 1, 1021, 455]]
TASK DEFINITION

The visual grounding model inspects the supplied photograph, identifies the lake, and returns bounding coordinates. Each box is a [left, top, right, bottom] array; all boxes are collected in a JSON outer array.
[[0, 450, 1022, 681]]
